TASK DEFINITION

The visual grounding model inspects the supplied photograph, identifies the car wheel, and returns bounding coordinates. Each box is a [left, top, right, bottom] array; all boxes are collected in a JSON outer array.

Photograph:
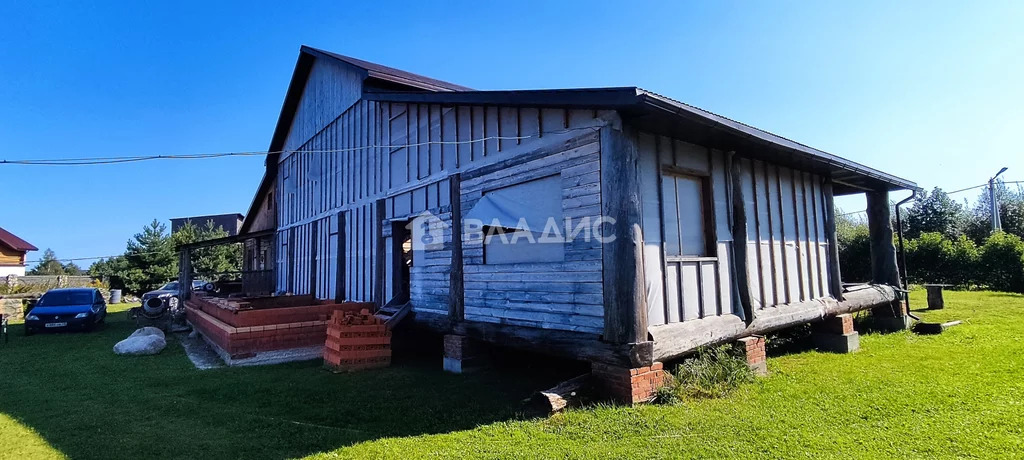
[[24, 326, 34, 336]]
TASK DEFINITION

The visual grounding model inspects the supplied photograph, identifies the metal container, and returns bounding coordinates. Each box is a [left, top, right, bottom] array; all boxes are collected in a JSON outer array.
[[109, 289, 122, 304]]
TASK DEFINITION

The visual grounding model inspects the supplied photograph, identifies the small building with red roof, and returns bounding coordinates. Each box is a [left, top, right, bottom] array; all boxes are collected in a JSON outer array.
[[0, 226, 38, 276]]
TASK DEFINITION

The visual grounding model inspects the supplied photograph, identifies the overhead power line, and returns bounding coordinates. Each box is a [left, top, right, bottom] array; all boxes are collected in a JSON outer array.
[[0, 128, 596, 166]]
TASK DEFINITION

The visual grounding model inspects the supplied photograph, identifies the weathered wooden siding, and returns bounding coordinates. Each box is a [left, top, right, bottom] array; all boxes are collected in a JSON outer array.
[[737, 157, 830, 309], [284, 59, 364, 152], [460, 130, 604, 333], [275, 66, 606, 332], [247, 183, 276, 233], [638, 133, 736, 327]]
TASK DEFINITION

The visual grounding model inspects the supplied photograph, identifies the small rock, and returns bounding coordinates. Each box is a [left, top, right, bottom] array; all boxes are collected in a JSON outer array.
[[114, 327, 167, 356], [129, 326, 165, 340]]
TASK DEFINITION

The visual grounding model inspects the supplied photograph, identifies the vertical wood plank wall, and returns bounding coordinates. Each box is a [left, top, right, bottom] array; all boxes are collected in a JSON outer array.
[[737, 157, 830, 309], [638, 133, 735, 326], [638, 131, 831, 326], [274, 59, 605, 332]]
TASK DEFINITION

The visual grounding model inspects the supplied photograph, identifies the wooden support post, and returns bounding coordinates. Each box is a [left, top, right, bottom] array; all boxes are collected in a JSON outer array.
[[374, 200, 386, 307], [449, 174, 465, 321], [309, 222, 318, 298], [822, 180, 844, 300], [866, 189, 908, 330], [866, 190, 900, 287], [334, 212, 346, 303], [728, 153, 753, 321], [287, 227, 296, 294], [600, 123, 649, 347], [178, 248, 192, 300]]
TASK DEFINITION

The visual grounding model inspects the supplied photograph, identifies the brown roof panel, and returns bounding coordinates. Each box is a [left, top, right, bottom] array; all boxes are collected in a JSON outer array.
[[0, 226, 38, 252]]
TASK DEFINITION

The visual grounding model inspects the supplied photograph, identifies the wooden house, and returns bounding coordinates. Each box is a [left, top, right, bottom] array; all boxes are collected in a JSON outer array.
[[226, 46, 915, 401], [0, 226, 38, 277]]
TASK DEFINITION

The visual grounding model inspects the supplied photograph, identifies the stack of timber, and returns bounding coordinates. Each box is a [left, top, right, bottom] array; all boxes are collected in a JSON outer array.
[[324, 309, 392, 371]]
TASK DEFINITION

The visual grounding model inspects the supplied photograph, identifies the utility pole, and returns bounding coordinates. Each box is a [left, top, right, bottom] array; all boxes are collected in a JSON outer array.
[[990, 167, 1008, 233]]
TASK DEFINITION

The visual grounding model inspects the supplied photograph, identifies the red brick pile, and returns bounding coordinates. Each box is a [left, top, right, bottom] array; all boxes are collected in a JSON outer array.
[[323, 308, 392, 371]]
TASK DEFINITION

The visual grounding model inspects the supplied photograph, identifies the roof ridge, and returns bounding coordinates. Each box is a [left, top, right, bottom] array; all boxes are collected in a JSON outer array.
[[301, 46, 473, 92]]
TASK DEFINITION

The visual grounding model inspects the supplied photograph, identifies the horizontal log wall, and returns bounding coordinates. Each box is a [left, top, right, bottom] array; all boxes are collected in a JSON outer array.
[[459, 131, 604, 333]]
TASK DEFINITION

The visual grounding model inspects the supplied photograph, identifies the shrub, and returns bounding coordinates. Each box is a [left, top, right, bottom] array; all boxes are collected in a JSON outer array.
[[946, 235, 980, 287], [978, 232, 1024, 293], [837, 222, 871, 283], [654, 345, 755, 404], [905, 232, 951, 285], [904, 232, 980, 288]]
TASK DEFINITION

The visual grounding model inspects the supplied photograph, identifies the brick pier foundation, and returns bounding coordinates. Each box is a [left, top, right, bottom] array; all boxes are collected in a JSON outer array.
[[591, 362, 668, 404], [872, 300, 911, 331], [736, 336, 767, 376], [442, 334, 487, 373], [813, 313, 860, 353]]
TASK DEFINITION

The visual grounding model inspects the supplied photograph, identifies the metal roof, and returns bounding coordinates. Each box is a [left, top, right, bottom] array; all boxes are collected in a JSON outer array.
[[0, 226, 37, 252], [244, 49, 917, 233], [364, 87, 917, 194], [301, 46, 472, 92]]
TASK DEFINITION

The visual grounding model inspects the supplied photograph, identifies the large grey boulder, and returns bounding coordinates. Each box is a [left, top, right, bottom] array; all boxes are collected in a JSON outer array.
[[114, 327, 167, 356]]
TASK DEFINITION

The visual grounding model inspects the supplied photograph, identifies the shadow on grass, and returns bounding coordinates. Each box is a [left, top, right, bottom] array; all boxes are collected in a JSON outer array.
[[0, 310, 581, 459]]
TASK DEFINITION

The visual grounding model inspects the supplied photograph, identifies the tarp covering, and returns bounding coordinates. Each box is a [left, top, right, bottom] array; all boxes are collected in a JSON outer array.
[[464, 175, 562, 233], [463, 175, 565, 264]]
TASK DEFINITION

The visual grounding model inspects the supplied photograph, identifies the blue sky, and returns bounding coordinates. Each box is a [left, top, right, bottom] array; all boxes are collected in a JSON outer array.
[[2, 1, 1022, 266]]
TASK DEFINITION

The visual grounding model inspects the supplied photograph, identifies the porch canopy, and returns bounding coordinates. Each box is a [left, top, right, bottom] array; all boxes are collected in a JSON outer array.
[[176, 228, 276, 299], [364, 87, 918, 195]]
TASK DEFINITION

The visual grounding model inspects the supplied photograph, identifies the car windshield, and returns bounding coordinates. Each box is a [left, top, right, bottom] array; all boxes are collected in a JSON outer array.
[[160, 282, 179, 291], [38, 291, 93, 306]]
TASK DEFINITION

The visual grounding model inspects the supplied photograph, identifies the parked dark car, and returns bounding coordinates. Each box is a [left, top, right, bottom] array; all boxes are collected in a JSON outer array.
[[25, 288, 107, 335], [140, 281, 181, 317]]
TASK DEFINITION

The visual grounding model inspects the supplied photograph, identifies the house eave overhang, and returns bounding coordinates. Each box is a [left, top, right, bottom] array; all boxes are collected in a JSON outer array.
[[365, 87, 917, 196]]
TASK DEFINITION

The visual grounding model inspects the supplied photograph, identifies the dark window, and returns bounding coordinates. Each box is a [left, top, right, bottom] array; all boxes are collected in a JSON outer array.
[[661, 171, 714, 257]]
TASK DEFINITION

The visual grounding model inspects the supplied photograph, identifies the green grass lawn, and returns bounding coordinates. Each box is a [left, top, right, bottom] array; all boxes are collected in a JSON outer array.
[[0, 291, 1021, 459]]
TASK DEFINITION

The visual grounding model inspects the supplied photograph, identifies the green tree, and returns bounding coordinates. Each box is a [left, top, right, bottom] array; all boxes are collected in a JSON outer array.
[[119, 220, 178, 294], [61, 261, 85, 275], [905, 187, 967, 240], [835, 209, 871, 283], [978, 231, 1024, 293], [171, 220, 242, 277], [89, 255, 130, 291], [28, 248, 66, 275]]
